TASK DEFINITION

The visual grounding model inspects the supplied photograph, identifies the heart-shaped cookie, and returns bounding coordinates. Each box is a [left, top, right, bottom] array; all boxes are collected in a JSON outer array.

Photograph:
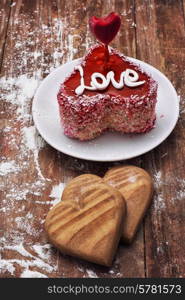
[[89, 12, 121, 45], [104, 166, 153, 244], [45, 174, 126, 266]]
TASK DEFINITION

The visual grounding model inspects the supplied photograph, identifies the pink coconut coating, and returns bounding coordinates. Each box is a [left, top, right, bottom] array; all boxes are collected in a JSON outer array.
[[57, 45, 158, 141]]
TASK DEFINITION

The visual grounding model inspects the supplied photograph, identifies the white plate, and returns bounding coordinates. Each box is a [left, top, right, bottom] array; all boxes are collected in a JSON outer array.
[[32, 57, 179, 162]]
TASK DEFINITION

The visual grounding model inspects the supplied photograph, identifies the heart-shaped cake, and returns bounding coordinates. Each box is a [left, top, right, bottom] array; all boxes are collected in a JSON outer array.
[[57, 44, 157, 140], [104, 166, 153, 243], [45, 174, 126, 266]]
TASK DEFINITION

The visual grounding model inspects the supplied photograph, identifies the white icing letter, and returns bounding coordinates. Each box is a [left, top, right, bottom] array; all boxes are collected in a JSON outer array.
[[124, 69, 145, 87], [91, 73, 109, 90], [74, 65, 145, 95], [74, 65, 96, 95], [106, 71, 125, 89]]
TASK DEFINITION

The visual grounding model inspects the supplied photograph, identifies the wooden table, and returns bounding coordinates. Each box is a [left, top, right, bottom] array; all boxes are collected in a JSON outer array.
[[0, 0, 185, 278]]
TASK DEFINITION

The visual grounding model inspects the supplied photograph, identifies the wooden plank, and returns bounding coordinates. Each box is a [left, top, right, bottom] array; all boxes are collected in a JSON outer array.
[[135, 0, 185, 277], [55, 0, 145, 278], [0, 0, 61, 278], [0, 0, 11, 66], [0, 0, 146, 277]]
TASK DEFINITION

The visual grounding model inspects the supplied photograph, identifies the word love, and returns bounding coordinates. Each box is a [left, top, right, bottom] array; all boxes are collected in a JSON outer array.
[[75, 65, 145, 96]]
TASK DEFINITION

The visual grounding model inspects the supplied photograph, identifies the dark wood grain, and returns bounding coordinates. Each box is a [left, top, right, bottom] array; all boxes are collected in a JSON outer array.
[[0, 0, 11, 67], [0, 0, 185, 278]]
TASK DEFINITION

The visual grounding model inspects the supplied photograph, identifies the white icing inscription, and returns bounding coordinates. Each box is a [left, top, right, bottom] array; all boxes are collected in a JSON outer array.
[[75, 65, 145, 95]]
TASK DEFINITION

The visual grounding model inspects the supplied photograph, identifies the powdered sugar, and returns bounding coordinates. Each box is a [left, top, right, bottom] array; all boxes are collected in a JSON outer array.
[[66, 34, 79, 61], [0, 260, 15, 275], [0, 242, 57, 277], [153, 170, 166, 211], [14, 216, 40, 237], [0, 15, 68, 278], [85, 269, 99, 278], [152, 169, 185, 212], [21, 126, 45, 179], [22, 126, 45, 151], [1, 75, 39, 121], [21, 270, 48, 278], [4, 243, 34, 258], [0, 161, 20, 176], [49, 183, 66, 206]]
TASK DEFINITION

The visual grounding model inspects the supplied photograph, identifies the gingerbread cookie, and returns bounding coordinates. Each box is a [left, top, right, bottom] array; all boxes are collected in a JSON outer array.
[[104, 165, 153, 243], [45, 174, 126, 266]]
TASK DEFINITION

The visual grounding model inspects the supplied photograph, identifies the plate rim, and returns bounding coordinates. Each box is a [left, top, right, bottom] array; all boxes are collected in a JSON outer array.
[[32, 57, 179, 162]]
